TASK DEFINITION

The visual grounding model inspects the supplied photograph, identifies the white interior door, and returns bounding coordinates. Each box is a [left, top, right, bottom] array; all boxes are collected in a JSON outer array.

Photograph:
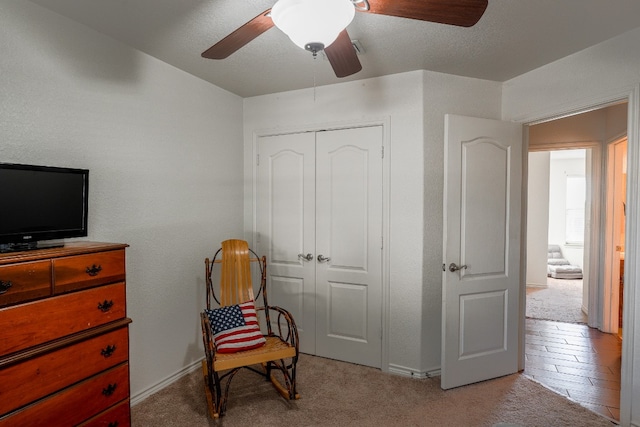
[[256, 126, 383, 368], [441, 114, 523, 389], [256, 132, 316, 353], [315, 127, 383, 367]]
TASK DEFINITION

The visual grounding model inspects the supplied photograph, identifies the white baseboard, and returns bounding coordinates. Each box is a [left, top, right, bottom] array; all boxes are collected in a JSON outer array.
[[387, 364, 439, 379], [526, 283, 548, 288], [130, 357, 204, 406]]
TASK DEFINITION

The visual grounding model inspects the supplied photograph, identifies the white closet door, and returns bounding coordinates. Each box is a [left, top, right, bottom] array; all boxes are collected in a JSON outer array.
[[256, 132, 317, 353], [315, 126, 383, 368], [256, 126, 383, 368]]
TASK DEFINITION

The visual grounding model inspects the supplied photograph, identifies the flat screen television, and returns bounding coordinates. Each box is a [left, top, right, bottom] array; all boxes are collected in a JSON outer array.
[[0, 163, 89, 252]]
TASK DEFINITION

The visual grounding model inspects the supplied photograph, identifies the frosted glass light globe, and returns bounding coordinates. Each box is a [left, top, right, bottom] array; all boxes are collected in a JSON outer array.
[[271, 0, 355, 50]]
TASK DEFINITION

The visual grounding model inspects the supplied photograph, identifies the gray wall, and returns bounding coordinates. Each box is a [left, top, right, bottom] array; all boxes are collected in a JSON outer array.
[[1, 1, 245, 400]]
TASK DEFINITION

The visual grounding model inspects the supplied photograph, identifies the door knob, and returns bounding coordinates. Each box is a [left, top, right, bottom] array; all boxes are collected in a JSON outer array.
[[298, 253, 313, 261], [449, 263, 467, 272], [317, 254, 331, 263]]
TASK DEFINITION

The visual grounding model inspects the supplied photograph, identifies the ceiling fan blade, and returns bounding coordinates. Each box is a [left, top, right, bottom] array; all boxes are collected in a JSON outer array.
[[324, 30, 362, 78], [360, 0, 488, 27], [202, 9, 274, 59]]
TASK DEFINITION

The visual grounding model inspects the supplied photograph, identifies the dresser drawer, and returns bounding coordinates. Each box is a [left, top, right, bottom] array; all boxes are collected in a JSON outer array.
[[0, 283, 126, 357], [78, 399, 131, 427], [0, 363, 129, 427], [0, 327, 129, 416], [54, 250, 125, 294], [0, 261, 51, 308]]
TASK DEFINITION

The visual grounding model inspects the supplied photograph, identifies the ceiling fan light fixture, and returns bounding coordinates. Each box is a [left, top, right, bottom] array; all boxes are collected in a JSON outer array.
[[271, 0, 355, 51]]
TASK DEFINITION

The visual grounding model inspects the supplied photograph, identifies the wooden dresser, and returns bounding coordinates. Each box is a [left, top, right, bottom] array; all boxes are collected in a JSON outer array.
[[0, 242, 131, 426]]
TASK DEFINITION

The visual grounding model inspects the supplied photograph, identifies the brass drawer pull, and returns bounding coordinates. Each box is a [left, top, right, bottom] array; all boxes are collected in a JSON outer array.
[[86, 264, 103, 277], [98, 300, 114, 312], [102, 383, 117, 396], [101, 344, 117, 358], [108, 422, 119, 427], [0, 280, 12, 295]]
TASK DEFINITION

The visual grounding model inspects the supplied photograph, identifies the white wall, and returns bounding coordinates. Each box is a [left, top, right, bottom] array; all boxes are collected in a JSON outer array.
[[243, 72, 426, 374], [0, 1, 244, 400], [503, 28, 640, 121], [419, 72, 502, 372], [548, 155, 585, 267], [243, 70, 501, 374], [528, 103, 627, 145], [503, 27, 640, 427], [526, 152, 550, 286]]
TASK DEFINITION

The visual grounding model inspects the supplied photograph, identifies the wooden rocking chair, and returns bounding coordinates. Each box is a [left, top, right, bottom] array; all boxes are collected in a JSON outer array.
[[200, 239, 300, 418]]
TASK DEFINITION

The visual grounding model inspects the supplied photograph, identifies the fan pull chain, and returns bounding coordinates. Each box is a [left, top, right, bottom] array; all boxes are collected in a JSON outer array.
[[313, 54, 317, 102], [305, 42, 323, 102]]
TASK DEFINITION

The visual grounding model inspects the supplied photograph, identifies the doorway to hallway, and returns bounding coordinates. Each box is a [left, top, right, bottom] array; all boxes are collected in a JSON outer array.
[[527, 148, 588, 325], [524, 102, 628, 422]]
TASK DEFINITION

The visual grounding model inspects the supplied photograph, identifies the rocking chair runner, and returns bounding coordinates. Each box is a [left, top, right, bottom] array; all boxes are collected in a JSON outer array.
[[200, 239, 300, 418]]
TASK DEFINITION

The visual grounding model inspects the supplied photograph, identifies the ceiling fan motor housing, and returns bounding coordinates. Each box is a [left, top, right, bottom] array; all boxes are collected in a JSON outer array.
[[305, 42, 325, 55]]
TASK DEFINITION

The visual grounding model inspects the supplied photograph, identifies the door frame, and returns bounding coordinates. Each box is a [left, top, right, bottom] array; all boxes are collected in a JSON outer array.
[[527, 141, 601, 330], [249, 117, 392, 372], [603, 134, 628, 333], [516, 84, 639, 426]]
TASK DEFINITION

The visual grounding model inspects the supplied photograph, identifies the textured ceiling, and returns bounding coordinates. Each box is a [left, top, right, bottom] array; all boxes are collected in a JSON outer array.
[[28, 0, 640, 97]]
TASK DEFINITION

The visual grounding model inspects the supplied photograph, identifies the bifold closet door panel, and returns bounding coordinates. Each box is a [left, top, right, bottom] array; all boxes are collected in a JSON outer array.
[[256, 132, 317, 354], [256, 126, 383, 368], [314, 126, 383, 368]]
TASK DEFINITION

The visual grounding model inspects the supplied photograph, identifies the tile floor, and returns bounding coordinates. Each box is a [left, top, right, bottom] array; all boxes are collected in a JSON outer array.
[[524, 318, 622, 422]]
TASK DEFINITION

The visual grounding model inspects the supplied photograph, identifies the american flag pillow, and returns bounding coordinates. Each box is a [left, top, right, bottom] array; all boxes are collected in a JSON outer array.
[[205, 300, 266, 353]]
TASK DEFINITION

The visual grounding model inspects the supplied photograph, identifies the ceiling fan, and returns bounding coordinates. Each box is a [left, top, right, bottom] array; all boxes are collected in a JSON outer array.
[[202, 0, 488, 78]]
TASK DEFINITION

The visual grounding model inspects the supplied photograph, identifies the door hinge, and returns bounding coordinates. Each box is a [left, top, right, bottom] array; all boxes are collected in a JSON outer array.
[[381, 236, 384, 250], [256, 154, 260, 166], [381, 146, 384, 158]]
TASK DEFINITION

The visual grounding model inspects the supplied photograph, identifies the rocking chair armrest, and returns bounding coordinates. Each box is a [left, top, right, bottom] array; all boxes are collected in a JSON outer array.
[[256, 305, 299, 351], [200, 312, 219, 359]]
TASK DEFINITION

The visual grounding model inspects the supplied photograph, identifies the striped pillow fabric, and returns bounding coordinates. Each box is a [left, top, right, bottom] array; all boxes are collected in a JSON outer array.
[[205, 300, 266, 353]]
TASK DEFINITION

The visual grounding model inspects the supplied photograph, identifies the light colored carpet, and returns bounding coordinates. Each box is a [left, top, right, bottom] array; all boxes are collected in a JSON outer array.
[[131, 354, 613, 426], [526, 277, 587, 324]]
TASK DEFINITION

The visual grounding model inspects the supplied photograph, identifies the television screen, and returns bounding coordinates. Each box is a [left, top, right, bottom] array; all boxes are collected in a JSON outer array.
[[0, 163, 89, 251]]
